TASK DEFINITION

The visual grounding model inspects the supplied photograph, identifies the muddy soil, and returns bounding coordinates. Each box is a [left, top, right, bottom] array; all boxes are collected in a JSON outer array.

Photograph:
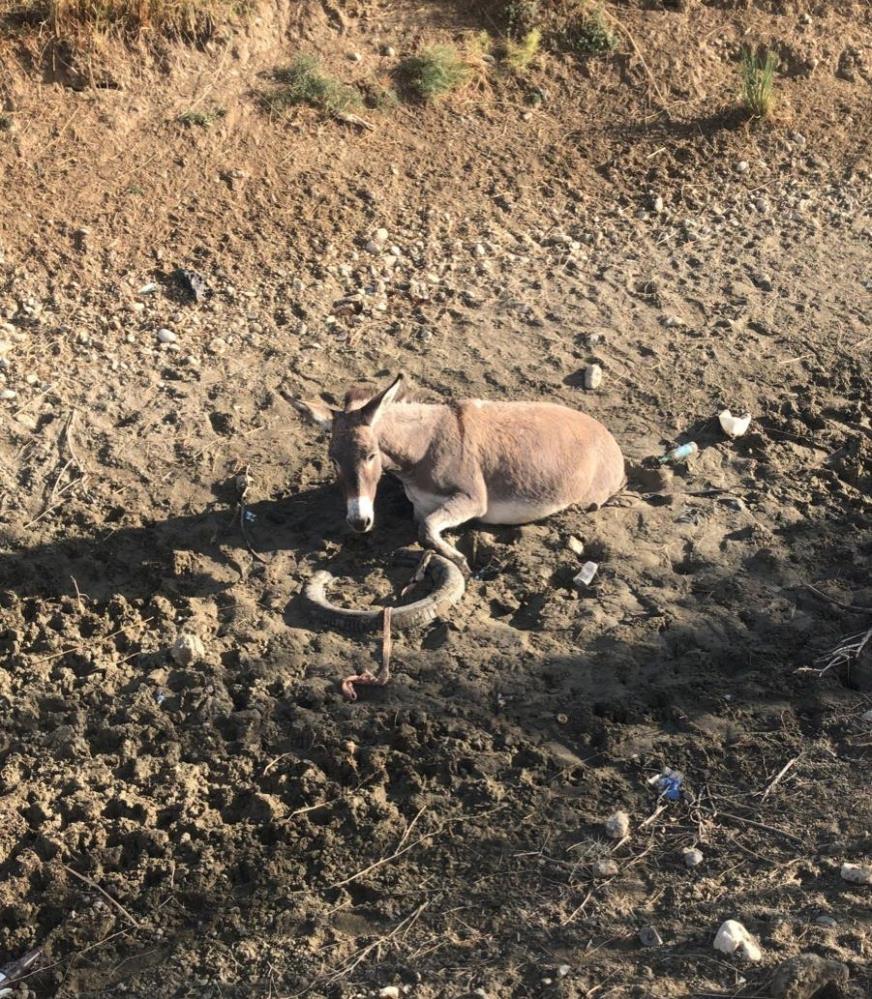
[[1, 1, 871, 997]]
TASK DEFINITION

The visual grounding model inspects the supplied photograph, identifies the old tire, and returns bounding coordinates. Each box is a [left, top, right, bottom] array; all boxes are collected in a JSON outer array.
[[302, 552, 466, 634]]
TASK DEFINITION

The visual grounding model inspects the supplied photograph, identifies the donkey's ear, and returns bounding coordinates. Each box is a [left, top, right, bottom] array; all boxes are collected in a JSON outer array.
[[291, 398, 336, 431], [361, 373, 404, 427]]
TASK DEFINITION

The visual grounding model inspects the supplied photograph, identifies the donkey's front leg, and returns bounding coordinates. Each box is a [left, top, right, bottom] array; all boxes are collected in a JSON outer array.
[[419, 493, 486, 577]]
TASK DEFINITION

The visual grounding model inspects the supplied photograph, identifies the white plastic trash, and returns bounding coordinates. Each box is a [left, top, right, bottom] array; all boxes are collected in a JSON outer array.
[[574, 561, 598, 586], [718, 409, 751, 438]]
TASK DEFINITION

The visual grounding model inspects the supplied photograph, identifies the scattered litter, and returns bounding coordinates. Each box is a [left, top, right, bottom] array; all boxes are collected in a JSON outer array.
[[718, 409, 751, 438], [583, 363, 603, 390], [171, 632, 206, 666], [840, 862, 872, 885], [770, 953, 849, 999], [173, 268, 209, 303], [639, 925, 663, 947], [605, 810, 630, 839], [649, 767, 684, 801], [683, 847, 704, 868], [574, 561, 598, 587], [138, 282, 158, 295], [244, 510, 257, 523], [713, 920, 762, 961], [566, 535, 585, 557], [658, 441, 698, 465], [593, 858, 619, 877], [0, 948, 43, 992]]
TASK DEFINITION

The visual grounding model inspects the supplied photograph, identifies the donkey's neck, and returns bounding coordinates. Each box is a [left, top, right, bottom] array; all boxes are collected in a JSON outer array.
[[376, 403, 445, 472]]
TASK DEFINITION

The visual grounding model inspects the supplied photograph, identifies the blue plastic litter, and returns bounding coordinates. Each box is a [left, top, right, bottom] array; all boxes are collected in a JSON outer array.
[[656, 769, 684, 801]]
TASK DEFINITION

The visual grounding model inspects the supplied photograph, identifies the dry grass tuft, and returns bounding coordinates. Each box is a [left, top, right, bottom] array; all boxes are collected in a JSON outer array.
[[741, 46, 778, 119], [3, 0, 243, 38]]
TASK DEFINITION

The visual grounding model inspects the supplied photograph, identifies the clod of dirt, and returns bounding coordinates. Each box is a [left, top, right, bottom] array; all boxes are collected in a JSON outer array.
[[593, 858, 618, 878], [840, 862, 872, 885], [639, 925, 663, 947], [770, 953, 849, 999], [171, 632, 206, 665], [605, 810, 630, 839], [683, 847, 704, 868], [713, 920, 762, 961]]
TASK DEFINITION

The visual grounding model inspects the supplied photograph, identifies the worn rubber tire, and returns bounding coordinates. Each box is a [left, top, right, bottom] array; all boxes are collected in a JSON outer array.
[[302, 552, 466, 634]]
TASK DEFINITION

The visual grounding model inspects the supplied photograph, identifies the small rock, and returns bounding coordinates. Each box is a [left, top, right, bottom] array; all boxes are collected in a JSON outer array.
[[157, 328, 178, 344], [556, 964, 571, 978], [861, 708, 872, 723], [171, 632, 206, 666], [683, 847, 704, 868], [378, 988, 400, 999], [583, 363, 603, 389], [713, 920, 762, 961], [639, 925, 663, 947], [736, 160, 750, 173], [0, 388, 16, 400], [790, 131, 807, 146], [814, 914, 838, 928], [652, 195, 664, 213], [366, 227, 389, 253], [348, 52, 362, 63], [473, 243, 487, 257], [381, 44, 397, 58], [840, 862, 872, 885], [566, 535, 585, 557], [755, 198, 769, 213], [605, 810, 630, 839], [207, 337, 227, 354], [770, 953, 849, 999], [593, 858, 619, 878]]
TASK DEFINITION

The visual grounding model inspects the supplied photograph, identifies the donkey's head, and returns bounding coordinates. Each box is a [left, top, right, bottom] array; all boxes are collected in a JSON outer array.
[[293, 374, 404, 533]]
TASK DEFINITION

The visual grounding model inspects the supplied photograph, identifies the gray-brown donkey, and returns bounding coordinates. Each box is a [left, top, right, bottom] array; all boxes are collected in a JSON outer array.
[[294, 374, 625, 574]]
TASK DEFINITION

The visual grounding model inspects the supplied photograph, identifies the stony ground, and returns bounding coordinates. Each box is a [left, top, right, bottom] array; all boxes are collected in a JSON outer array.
[[1, 1, 871, 997]]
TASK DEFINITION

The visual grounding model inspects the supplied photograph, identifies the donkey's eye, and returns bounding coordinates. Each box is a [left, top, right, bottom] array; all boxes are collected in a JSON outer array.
[[366, 453, 377, 463]]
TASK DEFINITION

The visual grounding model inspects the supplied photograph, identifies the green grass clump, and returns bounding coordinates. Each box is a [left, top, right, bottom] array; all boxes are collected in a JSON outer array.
[[561, 4, 616, 55], [264, 55, 362, 116], [504, 27, 541, 72], [400, 45, 472, 102], [741, 47, 777, 119], [504, 0, 541, 40], [177, 107, 226, 128]]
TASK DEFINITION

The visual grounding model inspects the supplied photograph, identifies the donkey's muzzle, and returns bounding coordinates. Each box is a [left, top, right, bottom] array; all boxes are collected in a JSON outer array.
[[348, 514, 374, 533], [346, 496, 374, 534]]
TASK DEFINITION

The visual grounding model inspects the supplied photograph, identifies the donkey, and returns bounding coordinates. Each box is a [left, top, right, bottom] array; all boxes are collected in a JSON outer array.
[[293, 374, 625, 574]]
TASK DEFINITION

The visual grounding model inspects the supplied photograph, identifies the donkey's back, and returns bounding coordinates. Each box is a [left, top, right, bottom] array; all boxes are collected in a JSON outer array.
[[451, 399, 625, 525]]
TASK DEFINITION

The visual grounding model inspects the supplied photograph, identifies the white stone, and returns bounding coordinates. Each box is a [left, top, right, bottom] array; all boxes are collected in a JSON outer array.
[[653, 195, 664, 213], [0, 388, 16, 400], [0, 340, 12, 354], [473, 243, 487, 257], [840, 862, 872, 885], [861, 709, 872, 723], [348, 52, 362, 63], [557, 964, 571, 978], [171, 632, 205, 666], [379, 989, 400, 999], [157, 328, 177, 344], [683, 847, 704, 868], [736, 161, 750, 174], [713, 920, 762, 961], [584, 364, 603, 389], [605, 810, 630, 839]]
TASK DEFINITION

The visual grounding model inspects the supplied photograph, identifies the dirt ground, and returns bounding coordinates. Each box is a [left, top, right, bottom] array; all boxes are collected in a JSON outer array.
[[1, 1, 871, 996]]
